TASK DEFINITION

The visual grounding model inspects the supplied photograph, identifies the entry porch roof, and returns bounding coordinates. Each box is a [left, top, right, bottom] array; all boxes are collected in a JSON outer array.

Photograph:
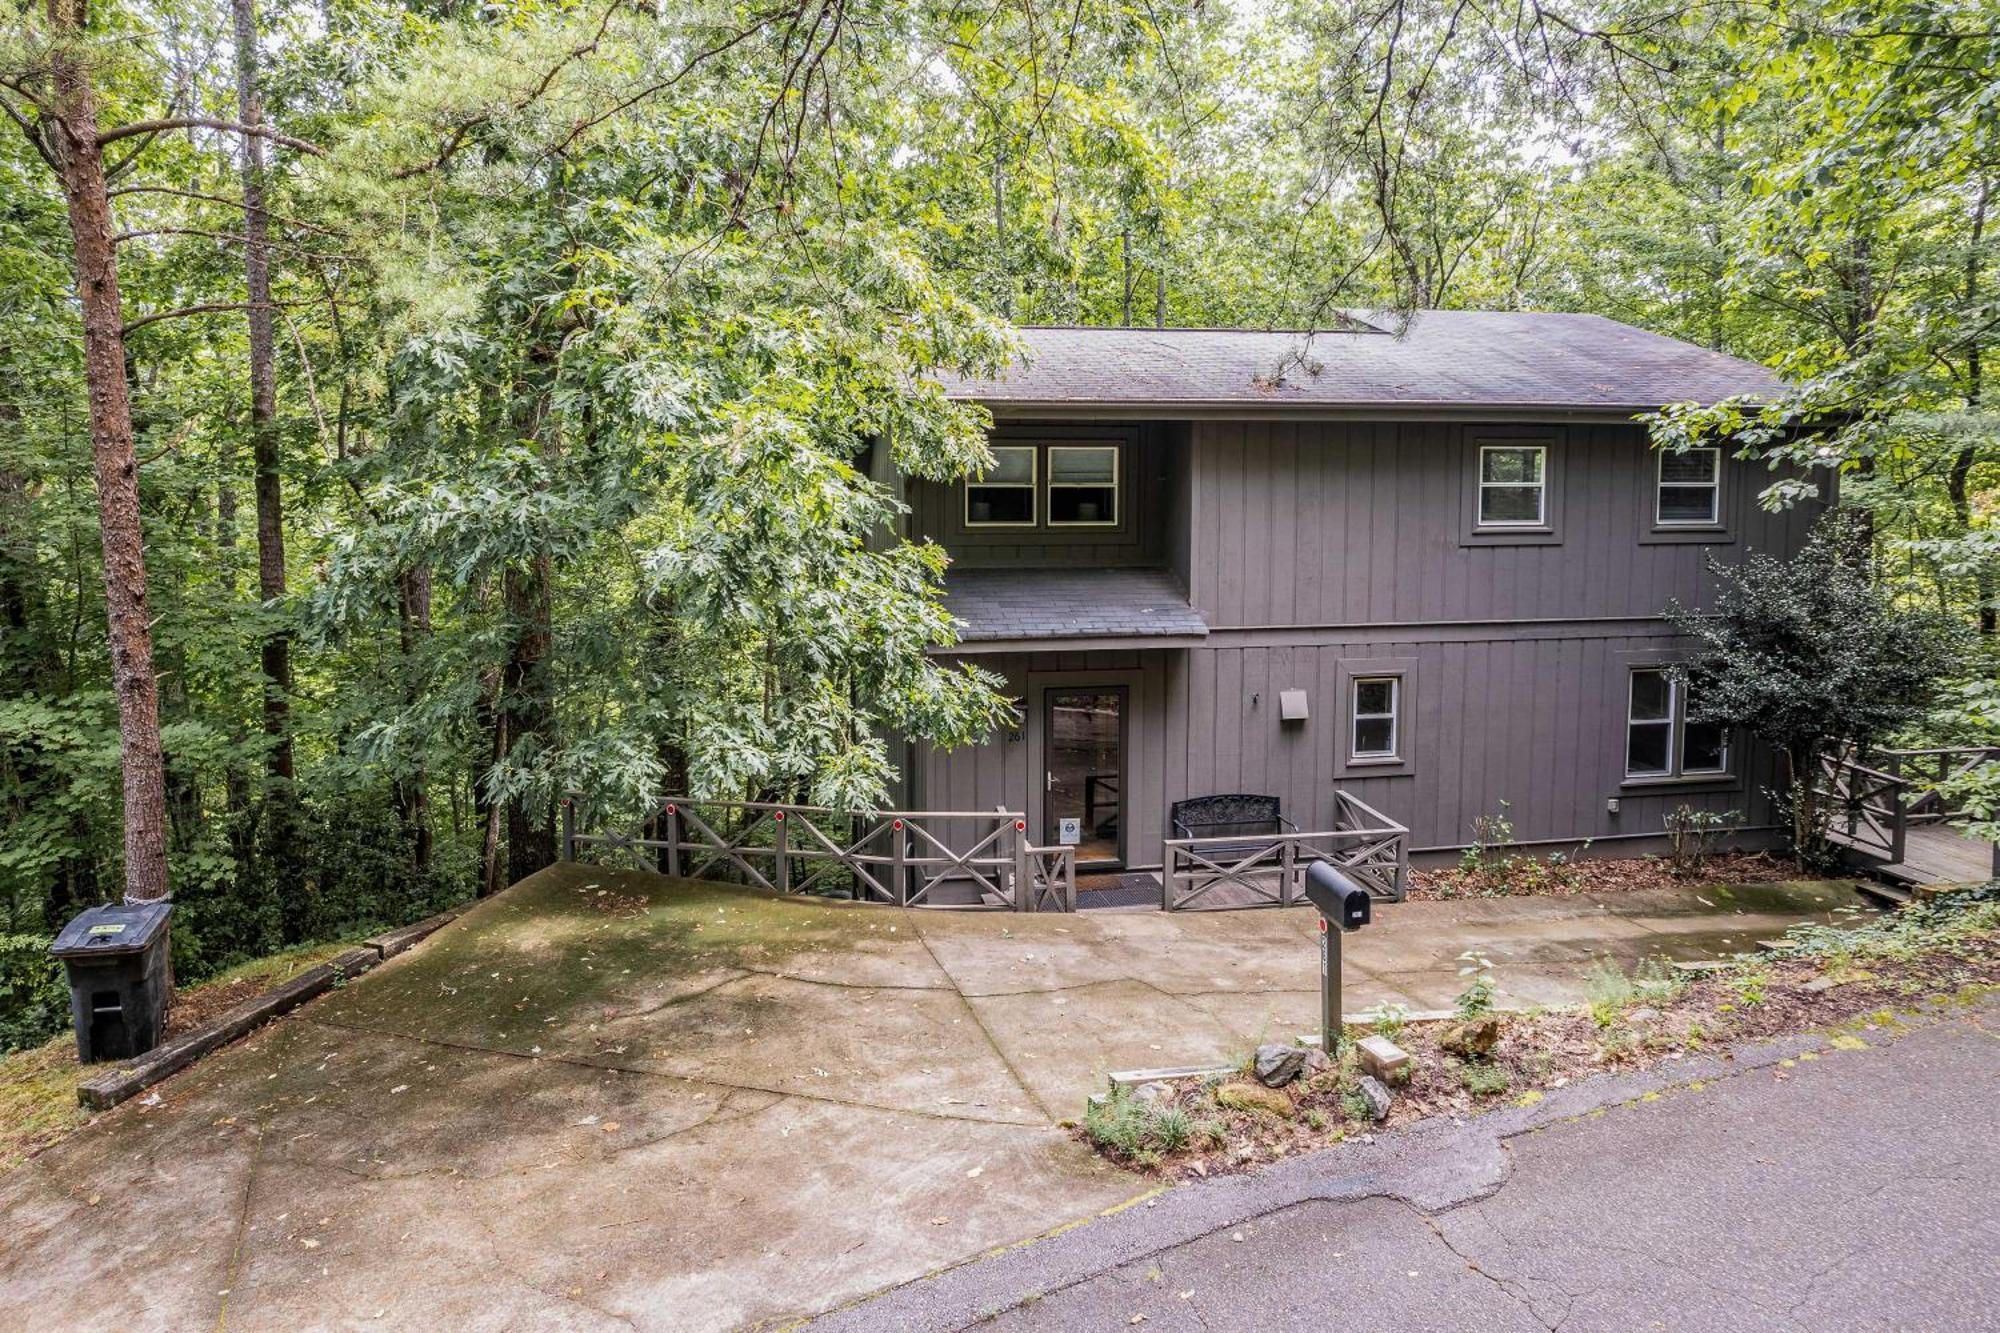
[[940, 568, 1207, 653]]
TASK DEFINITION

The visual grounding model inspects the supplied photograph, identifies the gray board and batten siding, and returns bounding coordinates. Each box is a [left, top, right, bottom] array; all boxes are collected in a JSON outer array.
[[901, 318, 1815, 866]]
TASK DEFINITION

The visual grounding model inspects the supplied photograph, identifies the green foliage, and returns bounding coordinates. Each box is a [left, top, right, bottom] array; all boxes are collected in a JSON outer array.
[[1457, 1062, 1510, 1097], [1663, 806, 1742, 879], [1667, 512, 1966, 861], [1584, 957, 1681, 1028], [1083, 1087, 1196, 1159], [0, 936, 67, 1053], [1454, 950, 1496, 1018]]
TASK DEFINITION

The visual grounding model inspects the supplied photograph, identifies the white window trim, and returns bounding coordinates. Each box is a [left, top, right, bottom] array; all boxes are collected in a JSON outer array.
[[1656, 447, 1721, 527], [964, 445, 1038, 528], [1046, 445, 1121, 527], [1626, 668, 1729, 779], [1350, 675, 1401, 762], [1477, 444, 1547, 527]]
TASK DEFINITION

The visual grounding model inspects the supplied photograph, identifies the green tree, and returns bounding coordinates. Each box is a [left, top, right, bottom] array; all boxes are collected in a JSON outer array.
[[1667, 513, 1965, 861]]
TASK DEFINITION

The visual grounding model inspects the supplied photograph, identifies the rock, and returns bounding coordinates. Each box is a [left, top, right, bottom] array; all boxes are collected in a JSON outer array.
[[1626, 1006, 1662, 1024], [1301, 1045, 1332, 1075], [1217, 1081, 1295, 1119], [1356, 1075, 1393, 1122], [1133, 1080, 1176, 1108], [1253, 1043, 1308, 1087], [1440, 1015, 1502, 1058], [1356, 1035, 1412, 1084]]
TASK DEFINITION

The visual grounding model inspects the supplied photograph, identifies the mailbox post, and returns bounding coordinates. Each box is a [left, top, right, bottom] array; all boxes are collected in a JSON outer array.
[[1303, 861, 1373, 1057]]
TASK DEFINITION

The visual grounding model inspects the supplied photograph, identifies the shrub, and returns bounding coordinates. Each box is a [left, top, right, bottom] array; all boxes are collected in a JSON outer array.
[[1663, 805, 1741, 878], [0, 934, 67, 1053], [1454, 950, 1496, 1017]]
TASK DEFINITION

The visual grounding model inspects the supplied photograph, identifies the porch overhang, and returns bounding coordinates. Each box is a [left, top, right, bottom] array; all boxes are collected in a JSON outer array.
[[938, 568, 1208, 655]]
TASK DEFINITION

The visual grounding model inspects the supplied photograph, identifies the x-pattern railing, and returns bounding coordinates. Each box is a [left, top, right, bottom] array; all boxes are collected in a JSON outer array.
[[563, 797, 1076, 911], [1162, 792, 1408, 912]]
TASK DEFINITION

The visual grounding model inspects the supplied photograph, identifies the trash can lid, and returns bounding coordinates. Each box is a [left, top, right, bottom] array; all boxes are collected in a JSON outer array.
[[50, 901, 174, 958]]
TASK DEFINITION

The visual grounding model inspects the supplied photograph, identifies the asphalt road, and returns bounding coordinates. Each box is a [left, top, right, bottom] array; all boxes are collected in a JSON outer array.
[[816, 997, 2000, 1332]]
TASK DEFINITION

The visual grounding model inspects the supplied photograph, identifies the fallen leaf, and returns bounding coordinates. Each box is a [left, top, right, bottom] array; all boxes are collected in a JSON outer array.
[[966, 1166, 983, 1178], [601, 1122, 621, 1133]]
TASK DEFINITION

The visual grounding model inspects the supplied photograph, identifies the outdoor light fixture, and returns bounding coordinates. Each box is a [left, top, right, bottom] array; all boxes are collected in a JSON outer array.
[[1278, 689, 1309, 722], [1303, 860, 1373, 1055]]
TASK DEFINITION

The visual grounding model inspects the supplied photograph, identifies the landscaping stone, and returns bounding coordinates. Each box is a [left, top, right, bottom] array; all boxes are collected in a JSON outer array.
[[1253, 1043, 1307, 1087], [1133, 1080, 1176, 1108], [1356, 1075, 1393, 1122], [1217, 1081, 1295, 1119], [1626, 1006, 1662, 1024], [1356, 1035, 1412, 1084], [1301, 1045, 1332, 1075], [1440, 1015, 1502, 1058]]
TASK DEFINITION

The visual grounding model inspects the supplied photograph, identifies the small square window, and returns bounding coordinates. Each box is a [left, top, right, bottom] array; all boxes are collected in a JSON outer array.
[[966, 446, 1036, 526], [1657, 448, 1720, 526], [1351, 676, 1399, 760], [1478, 446, 1546, 526], [1048, 446, 1118, 525]]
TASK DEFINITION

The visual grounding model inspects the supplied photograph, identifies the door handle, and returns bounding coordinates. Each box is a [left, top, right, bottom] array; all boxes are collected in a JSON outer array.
[[1046, 770, 1055, 792]]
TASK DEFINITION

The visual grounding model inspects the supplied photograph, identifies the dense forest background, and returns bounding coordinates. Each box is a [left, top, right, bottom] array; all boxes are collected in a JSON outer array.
[[1, 0, 1994, 1044]]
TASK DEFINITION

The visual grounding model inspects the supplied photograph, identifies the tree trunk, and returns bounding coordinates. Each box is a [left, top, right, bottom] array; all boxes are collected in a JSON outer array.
[[46, 0, 172, 904], [474, 662, 505, 897], [233, 0, 296, 778], [502, 558, 556, 885], [395, 565, 433, 872], [1949, 180, 1994, 635]]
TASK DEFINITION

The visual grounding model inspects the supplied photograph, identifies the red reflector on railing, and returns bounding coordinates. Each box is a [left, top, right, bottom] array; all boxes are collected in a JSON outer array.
[[892, 819, 904, 831], [773, 810, 784, 821], [1015, 821, 1026, 832], [666, 803, 677, 814]]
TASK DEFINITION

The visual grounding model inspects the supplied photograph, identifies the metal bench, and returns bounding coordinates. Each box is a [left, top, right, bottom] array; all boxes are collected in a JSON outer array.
[[1169, 794, 1297, 856]]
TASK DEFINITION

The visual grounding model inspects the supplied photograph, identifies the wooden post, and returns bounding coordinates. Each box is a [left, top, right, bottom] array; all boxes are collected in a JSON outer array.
[[1280, 838, 1297, 907], [664, 804, 682, 879], [773, 809, 790, 894], [1012, 816, 1031, 912], [891, 819, 908, 906]]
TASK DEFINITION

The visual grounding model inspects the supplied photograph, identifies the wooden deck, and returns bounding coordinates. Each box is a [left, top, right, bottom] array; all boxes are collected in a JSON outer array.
[[1877, 824, 1998, 887]]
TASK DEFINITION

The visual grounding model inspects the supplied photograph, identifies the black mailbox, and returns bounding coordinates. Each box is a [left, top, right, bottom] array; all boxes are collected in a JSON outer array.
[[50, 901, 173, 1063], [1303, 861, 1372, 930]]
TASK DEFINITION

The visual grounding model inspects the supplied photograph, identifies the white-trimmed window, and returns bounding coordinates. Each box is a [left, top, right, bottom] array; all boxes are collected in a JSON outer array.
[[1047, 446, 1118, 525], [1351, 676, 1400, 761], [965, 445, 1037, 526], [1626, 669, 1728, 779], [1657, 448, 1720, 525], [1478, 445, 1546, 526]]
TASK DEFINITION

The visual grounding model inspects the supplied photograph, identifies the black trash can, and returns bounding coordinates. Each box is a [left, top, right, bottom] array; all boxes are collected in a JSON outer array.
[[50, 901, 174, 1063]]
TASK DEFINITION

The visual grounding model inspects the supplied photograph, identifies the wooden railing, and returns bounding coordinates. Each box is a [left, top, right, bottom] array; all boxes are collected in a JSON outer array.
[[1161, 791, 1408, 912], [561, 797, 1077, 911], [1815, 744, 1998, 863], [1873, 746, 2000, 825]]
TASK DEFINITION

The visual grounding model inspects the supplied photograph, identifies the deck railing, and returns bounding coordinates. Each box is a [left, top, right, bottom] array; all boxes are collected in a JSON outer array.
[[1815, 744, 1999, 864], [1161, 791, 1408, 912], [562, 797, 1077, 911]]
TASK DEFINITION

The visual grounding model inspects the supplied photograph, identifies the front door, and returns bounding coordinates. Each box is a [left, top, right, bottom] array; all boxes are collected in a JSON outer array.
[[1044, 688, 1126, 868]]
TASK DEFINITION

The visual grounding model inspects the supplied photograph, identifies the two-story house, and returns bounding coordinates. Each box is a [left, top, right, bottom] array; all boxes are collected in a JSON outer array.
[[884, 313, 1820, 890]]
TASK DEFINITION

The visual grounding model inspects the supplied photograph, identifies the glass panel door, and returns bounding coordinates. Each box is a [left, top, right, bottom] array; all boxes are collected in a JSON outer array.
[[1044, 689, 1124, 867]]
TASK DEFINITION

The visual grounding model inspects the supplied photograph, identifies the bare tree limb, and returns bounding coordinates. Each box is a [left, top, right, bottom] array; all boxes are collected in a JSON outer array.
[[96, 117, 324, 155]]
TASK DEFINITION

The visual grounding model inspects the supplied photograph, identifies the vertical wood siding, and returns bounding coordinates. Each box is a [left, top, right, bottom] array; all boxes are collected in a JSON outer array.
[[1187, 420, 1821, 626]]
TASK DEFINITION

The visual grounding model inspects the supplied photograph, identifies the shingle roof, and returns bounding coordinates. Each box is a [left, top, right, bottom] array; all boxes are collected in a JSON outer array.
[[943, 568, 1207, 644], [941, 312, 1782, 412]]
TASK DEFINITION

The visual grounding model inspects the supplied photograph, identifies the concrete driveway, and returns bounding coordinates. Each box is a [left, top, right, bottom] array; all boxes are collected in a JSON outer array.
[[0, 866, 1872, 1331]]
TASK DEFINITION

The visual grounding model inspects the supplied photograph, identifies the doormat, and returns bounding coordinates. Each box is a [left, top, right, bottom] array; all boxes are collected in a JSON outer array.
[[1076, 873, 1161, 910]]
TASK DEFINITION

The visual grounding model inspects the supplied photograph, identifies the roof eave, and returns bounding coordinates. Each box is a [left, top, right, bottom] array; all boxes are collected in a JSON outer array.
[[953, 398, 1772, 424]]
